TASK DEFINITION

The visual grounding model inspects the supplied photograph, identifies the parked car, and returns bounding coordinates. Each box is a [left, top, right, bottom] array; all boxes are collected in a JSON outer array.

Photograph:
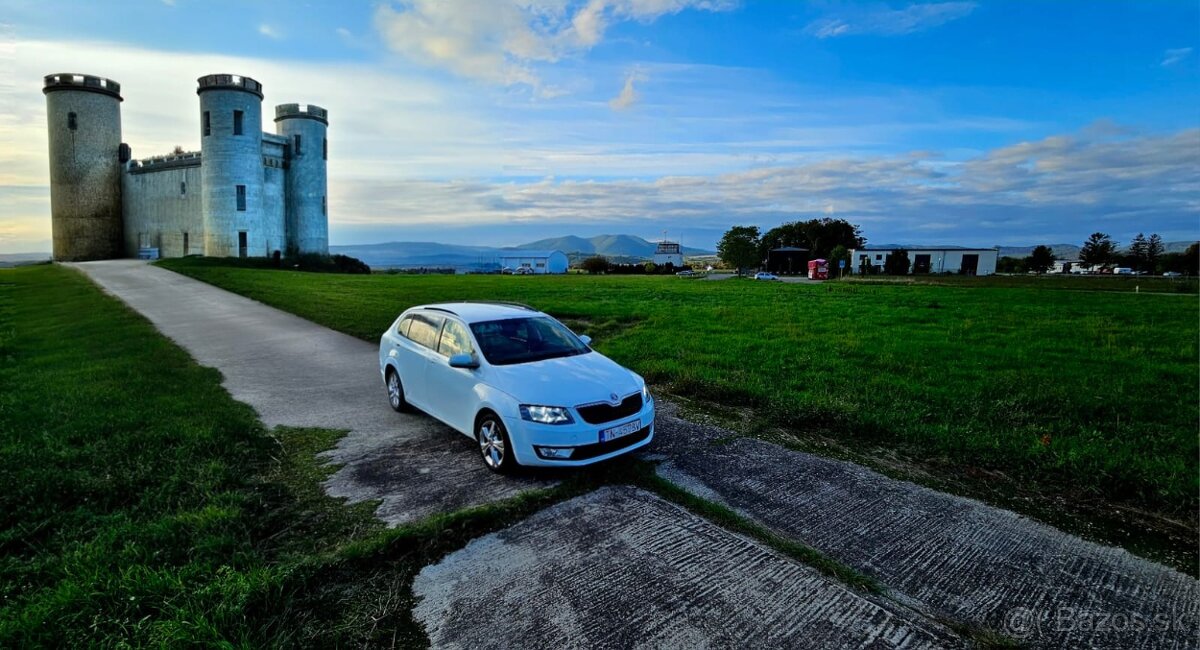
[[676, 269, 695, 276], [514, 266, 534, 275], [1113, 267, 1134, 275], [379, 302, 655, 472], [1163, 271, 1183, 278], [753, 272, 779, 281]]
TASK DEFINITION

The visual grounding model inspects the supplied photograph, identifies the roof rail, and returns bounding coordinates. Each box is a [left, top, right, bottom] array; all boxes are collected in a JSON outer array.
[[423, 306, 458, 316], [457, 300, 536, 311]]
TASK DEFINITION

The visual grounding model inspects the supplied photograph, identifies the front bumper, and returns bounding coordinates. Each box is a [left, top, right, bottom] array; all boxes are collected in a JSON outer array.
[[507, 401, 656, 467]]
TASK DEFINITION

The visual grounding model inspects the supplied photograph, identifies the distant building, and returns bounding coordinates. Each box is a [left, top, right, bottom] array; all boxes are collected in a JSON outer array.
[[850, 246, 999, 276], [497, 250, 569, 274], [765, 246, 810, 275], [44, 72, 329, 262], [652, 240, 685, 267]]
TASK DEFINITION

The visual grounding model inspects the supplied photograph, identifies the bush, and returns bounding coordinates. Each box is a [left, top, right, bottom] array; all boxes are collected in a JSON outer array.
[[290, 253, 371, 274]]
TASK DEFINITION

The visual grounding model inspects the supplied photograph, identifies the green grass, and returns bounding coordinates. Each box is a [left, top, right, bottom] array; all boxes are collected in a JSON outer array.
[[0, 265, 592, 646], [0, 263, 1043, 644], [158, 258, 1200, 523]]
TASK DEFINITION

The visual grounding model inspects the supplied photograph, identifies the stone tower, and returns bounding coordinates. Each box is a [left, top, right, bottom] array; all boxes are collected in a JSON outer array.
[[196, 74, 265, 257], [43, 73, 125, 261], [275, 104, 329, 255]]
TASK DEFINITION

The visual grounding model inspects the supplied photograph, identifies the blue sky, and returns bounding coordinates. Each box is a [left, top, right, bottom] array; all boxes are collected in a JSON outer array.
[[2, 0, 1197, 252]]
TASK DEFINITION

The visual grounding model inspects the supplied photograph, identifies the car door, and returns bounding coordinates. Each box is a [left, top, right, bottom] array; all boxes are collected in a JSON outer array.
[[423, 318, 480, 434], [395, 312, 444, 409]]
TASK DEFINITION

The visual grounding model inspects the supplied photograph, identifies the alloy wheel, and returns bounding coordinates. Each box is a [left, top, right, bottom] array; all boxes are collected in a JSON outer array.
[[478, 419, 505, 469]]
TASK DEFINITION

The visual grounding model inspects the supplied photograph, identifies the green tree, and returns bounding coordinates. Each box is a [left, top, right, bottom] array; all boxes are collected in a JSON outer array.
[[579, 255, 609, 274], [1128, 233, 1148, 272], [1147, 234, 1165, 271], [829, 245, 850, 277], [1026, 245, 1055, 274], [1185, 243, 1199, 276], [883, 249, 911, 275], [997, 256, 1027, 274], [717, 226, 762, 275], [758, 218, 865, 261], [1079, 232, 1117, 269]]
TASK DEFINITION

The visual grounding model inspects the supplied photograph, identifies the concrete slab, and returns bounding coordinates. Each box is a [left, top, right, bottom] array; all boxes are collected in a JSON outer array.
[[69, 260, 551, 525], [413, 486, 964, 649], [651, 410, 1200, 649]]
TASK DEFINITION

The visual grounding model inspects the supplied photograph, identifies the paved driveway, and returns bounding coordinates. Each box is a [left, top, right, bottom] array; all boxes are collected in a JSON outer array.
[[70, 260, 551, 525]]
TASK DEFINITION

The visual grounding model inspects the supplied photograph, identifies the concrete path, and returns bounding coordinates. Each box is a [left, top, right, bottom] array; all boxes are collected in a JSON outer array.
[[414, 486, 963, 650], [652, 405, 1200, 649], [69, 260, 551, 525]]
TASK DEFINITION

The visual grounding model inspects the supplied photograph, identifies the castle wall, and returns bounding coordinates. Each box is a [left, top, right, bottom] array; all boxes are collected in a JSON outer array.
[[275, 104, 329, 254], [44, 74, 124, 261], [261, 135, 288, 256], [122, 159, 203, 257], [198, 75, 265, 257]]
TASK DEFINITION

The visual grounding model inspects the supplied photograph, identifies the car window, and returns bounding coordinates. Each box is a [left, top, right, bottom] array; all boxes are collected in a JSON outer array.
[[405, 313, 444, 350], [437, 320, 473, 357], [396, 315, 413, 337], [470, 317, 589, 366]]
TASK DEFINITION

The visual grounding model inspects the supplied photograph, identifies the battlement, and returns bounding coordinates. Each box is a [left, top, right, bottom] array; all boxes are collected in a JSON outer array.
[[274, 103, 328, 125], [196, 74, 263, 99], [43, 73, 122, 101], [127, 151, 202, 174]]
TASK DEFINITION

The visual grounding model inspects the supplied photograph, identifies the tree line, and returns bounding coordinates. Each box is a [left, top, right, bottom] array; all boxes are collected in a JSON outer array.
[[998, 233, 1198, 275], [716, 218, 865, 273]]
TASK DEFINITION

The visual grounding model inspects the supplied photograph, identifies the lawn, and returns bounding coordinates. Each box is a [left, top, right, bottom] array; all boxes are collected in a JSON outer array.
[[0, 263, 883, 644], [158, 258, 1199, 525]]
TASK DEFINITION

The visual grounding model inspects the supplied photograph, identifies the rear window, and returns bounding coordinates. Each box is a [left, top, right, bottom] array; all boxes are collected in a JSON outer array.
[[405, 314, 444, 350]]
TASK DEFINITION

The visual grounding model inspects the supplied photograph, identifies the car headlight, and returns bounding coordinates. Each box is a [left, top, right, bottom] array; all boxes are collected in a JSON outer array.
[[642, 384, 653, 405], [519, 404, 575, 425]]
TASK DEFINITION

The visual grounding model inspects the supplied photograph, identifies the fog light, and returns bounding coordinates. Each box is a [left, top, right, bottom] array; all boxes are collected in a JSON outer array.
[[535, 446, 575, 460]]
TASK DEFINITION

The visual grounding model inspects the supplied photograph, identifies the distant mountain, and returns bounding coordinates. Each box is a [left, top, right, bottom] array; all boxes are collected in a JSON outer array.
[[331, 234, 714, 269], [0, 252, 51, 268], [516, 234, 713, 258]]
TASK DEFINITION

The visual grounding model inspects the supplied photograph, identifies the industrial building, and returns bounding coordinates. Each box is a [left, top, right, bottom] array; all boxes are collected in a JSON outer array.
[[43, 72, 329, 261], [850, 246, 999, 276], [497, 250, 570, 274], [765, 246, 810, 274]]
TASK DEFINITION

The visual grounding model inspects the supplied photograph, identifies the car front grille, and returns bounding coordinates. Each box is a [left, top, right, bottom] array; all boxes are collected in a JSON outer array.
[[576, 393, 643, 425], [570, 425, 652, 461]]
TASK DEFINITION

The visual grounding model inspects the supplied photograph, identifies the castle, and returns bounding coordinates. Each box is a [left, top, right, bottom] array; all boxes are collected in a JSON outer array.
[[44, 72, 329, 261]]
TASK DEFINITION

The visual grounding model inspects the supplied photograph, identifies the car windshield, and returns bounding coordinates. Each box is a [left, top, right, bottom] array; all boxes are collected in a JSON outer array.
[[469, 317, 590, 366]]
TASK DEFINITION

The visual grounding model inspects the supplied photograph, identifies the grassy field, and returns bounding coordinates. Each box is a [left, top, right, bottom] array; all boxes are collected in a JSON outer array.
[[2, 263, 897, 644], [158, 258, 1199, 528]]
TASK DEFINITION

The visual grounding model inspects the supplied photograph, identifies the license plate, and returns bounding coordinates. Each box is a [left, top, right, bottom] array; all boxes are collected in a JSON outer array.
[[599, 419, 641, 443]]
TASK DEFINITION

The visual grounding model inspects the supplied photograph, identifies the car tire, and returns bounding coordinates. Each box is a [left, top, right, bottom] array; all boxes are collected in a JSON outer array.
[[385, 368, 410, 413], [476, 412, 517, 474]]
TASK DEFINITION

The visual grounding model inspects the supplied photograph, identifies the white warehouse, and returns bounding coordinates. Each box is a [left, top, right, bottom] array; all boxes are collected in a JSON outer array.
[[850, 246, 999, 276], [497, 250, 569, 274]]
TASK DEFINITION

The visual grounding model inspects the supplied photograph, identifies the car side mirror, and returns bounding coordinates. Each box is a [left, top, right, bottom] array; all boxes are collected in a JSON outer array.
[[448, 353, 479, 369], [579, 335, 592, 346]]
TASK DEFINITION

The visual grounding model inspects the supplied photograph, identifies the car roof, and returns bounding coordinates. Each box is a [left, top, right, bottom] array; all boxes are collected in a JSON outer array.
[[408, 301, 545, 324]]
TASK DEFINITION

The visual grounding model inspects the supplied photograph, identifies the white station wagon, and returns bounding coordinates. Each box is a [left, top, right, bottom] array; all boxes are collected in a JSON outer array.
[[378, 302, 655, 472]]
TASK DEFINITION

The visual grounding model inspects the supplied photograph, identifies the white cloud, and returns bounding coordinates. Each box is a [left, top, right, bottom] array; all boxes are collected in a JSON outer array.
[[1161, 47, 1192, 67], [258, 24, 282, 40], [609, 70, 644, 110], [805, 2, 977, 39], [372, 0, 735, 92]]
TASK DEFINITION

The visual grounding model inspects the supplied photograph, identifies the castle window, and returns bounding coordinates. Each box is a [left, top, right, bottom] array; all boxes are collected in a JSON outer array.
[[322, 195, 326, 216], [293, 134, 302, 156], [323, 137, 327, 160], [67, 112, 77, 131], [180, 181, 186, 195], [236, 185, 246, 211], [203, 111, 211, 136], [233, 110, 243, 136]]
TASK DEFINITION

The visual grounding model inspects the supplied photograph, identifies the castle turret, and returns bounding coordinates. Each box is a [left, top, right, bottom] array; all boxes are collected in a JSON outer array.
[[43, 73, 124, 261], [197, 74, 265, 257], [275, 104, 329, 255]]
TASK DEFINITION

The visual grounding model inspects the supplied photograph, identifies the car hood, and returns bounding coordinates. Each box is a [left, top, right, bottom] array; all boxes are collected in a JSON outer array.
[[486, 351, 641, 407]]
